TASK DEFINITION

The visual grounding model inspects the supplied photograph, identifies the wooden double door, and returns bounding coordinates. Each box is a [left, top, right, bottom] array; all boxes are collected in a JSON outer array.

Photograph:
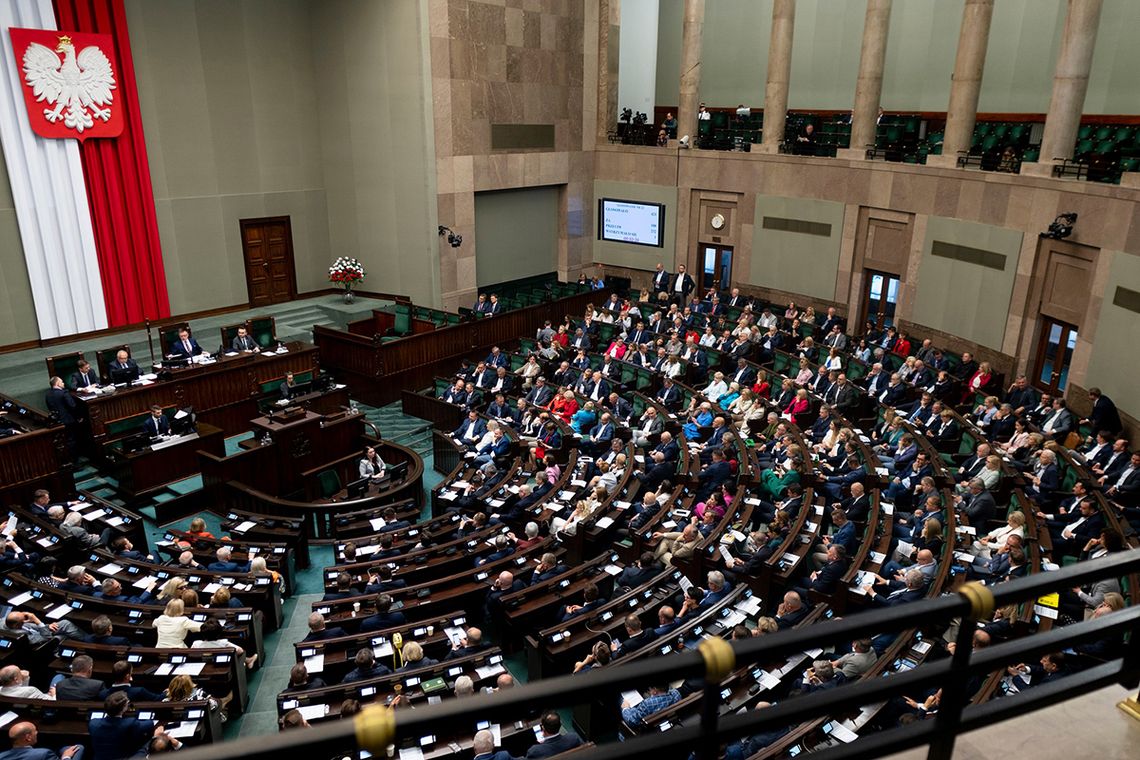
[[241, 217, 297, 307]]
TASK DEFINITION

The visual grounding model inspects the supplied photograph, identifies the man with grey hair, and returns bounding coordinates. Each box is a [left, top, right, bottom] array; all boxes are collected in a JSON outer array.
[[865, 569, 926, 607], [59, 565, 98, 594], [473, 729, 512, 760], [802, 660, 843, 693], [453, 675, 475, 697], [59, 512, 113, 548], [208, 545, 248, 572], [515, 521, 542, 551]]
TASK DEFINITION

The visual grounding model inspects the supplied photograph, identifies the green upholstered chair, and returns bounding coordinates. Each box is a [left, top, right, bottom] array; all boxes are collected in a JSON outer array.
[[46, 352, 84, 384], [317, 470, 342, 499]]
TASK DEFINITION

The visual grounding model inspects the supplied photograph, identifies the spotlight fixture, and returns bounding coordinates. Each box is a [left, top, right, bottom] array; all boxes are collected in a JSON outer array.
[[678, 134, 690, 149], [438, 225, 463, 248], [1041, 212, 1077, 240]]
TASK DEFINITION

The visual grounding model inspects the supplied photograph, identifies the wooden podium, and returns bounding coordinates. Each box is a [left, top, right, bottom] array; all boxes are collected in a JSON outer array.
[[247, 409, 364, 498]]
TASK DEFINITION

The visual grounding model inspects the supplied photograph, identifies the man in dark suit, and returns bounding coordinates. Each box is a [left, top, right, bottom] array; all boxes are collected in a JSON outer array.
[[68, 360, 99, 391], [636, 452, 674, 493], [669, 264, 695, 304], [142, 405, 170, 437], [44, 377, 78, 426], [525, 377, 555, 407], [774, 591, 812, 629], [655, 378, 681, 411], [473, 730, 516, 760], [444, 626, 491, 660], [728, 359, 755, 388], [360, 594, 407, 632], [322, 572, 362, 602], [89, 692, 156, 760], [525, 712, 583, 759], [108, 350, 140, 383], [453, 411, 487, 449], [364, 565, 406, 595], [1105, 452, 1140, 509], [558, 583, 606, 622], [604, 392, 633, 425], [83, 616, 132, 646], [529, 553, 565, 585], [651, 262, 671, 295], [302, 613, 348, 642], [696, 449, 732, 500], [168, 327, 203, 359], [279, 371, 305, 400], [611, 614, 656, 657], [232, 326, 259, 352], [824, 374, 859, 415], [1083, 387, 1122, 436], [956, 479, 996, 526], [864, 570, 925, 607], [441, 380, 468, 406], [53, 655, 104, 702], [484, 570, 525, 620], [651, 431, 680, 462], [616, 552, 661, 588], [99, 661, 164, 703], [207, 546, 248, 572], [2, 722, 83, 760], [838, 482, 871, 523]]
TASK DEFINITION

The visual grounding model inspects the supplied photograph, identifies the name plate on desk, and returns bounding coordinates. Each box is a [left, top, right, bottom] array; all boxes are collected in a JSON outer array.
[[150, 432, 198, 451]]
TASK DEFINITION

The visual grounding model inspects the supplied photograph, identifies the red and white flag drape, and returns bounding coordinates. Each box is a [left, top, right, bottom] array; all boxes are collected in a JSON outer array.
[[0, 0, 168, 339]]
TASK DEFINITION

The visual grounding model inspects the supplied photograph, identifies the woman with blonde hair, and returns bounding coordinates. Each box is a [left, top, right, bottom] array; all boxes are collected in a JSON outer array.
[[153, 598, 203, 648], [974, 511, 1026, 559], [794, 357, 813, 386], [157, 577, 188, 602], [553, 499, 594, 537], [164, 673, 223, 716], [209, 586, 243, 609]]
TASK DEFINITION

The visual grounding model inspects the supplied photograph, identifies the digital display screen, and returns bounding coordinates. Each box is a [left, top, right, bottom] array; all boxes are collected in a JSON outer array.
[[598, 198, 665, 247]]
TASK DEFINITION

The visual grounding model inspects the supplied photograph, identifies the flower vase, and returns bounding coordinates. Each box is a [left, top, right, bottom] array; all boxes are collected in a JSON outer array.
[[343, 287, 355, 304]]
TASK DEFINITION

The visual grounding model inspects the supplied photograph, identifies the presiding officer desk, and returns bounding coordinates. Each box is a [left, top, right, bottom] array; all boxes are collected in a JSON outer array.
[[74, 340, 323, 443]]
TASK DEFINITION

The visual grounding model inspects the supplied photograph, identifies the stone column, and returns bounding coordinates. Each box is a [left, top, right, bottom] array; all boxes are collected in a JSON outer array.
[[677, 0, 704, 145], [1023, 0, 1104, 176], [597, 0, 621, 142], [927, 0, 994, 168], [759, 0, 795, 153], [838, 0, 892, 161]]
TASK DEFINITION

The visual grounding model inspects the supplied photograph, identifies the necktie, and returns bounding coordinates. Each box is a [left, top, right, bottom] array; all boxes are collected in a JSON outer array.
[[184, 339, 191, 354]]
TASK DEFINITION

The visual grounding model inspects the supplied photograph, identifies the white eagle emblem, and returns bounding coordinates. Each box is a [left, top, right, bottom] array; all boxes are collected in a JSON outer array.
[[21, 35, 115, 133]]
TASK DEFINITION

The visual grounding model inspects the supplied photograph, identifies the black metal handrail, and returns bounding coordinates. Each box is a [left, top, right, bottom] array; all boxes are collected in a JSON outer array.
[[173, 551, 1140, 760]]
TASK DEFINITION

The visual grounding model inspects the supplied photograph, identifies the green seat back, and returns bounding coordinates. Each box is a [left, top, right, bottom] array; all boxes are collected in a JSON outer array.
[[46, 352, 84, 383], [393, 304, 412, 334], [1094, 125, 1112, 141], [519, 337, 537, 354], [317, 470, 342, 499], [95, 345, 129, 380], [249, 317, 275, 347], [221, 324, 242, 350]]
